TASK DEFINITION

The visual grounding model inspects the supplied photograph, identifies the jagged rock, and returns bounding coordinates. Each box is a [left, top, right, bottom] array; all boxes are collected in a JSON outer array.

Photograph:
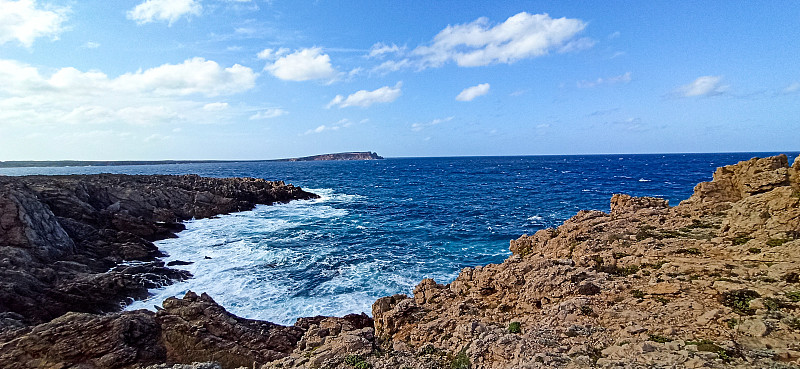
[[0, 174, 317, 325], [156, 292, 304, 368]]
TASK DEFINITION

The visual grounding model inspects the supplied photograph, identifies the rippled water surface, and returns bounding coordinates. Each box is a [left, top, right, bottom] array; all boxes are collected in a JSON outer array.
[[3, 153, 796, 324]]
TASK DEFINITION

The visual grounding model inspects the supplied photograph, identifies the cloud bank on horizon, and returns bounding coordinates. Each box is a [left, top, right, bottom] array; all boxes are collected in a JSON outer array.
[[0, 0, 797, 160]]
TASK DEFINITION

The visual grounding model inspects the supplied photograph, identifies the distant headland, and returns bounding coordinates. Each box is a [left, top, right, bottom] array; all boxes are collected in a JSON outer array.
[[276, 151, 384, 162], [0, 152, 384, 168]]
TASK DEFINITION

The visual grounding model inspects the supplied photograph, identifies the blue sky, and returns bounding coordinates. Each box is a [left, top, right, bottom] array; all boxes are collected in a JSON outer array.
[[0, 0, 798, 160]]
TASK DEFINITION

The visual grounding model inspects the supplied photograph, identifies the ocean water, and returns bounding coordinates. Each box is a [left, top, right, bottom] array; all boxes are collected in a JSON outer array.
[[2, 153, 797, 324]]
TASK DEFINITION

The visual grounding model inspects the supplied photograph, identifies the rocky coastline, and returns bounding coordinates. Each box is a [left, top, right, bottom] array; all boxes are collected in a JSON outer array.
[[1, 156, 799, 368]]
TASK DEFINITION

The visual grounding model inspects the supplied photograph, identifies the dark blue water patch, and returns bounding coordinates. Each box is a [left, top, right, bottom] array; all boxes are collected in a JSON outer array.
[[3, 152, 797, 323]]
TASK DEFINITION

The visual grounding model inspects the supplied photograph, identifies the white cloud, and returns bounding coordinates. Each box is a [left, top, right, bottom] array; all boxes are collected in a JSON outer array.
[[411, 12, 589, 69], [249, 108, 288, 120], [411, 116, 453, 131], [303, 118, 354, 135], [127, 0, 202, 26], [203, 102, 229, 111], [0, 0, 69, 47], [327, 82, 402, 108], [82, 41, 100, 49], [0, 58, 257, 128], [115, 57, 257, 96], [368, 42, 404, 58], [456, 83, 490, 101], [676, 75, 728, 97], [782, 82, 800, 94], [264, 47, 337, 81], [577, 72, 631, 88], [257, 47, 289, 60]]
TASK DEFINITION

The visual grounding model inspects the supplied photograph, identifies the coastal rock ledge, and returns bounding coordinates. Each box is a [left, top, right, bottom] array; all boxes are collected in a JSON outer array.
[[0, 174, 318, 328], [2, 155, 800, 369]]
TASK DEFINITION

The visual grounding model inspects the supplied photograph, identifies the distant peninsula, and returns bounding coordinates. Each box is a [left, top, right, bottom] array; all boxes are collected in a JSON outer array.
[[0, 152, 384, 168], [277, 151, 384, 162]]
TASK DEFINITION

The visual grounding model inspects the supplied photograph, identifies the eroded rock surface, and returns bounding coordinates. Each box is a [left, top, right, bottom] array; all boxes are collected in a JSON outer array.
[[0, 174, 317, 326]]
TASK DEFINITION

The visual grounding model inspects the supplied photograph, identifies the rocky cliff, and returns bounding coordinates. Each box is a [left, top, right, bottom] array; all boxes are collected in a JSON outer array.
[[0, 174, 318, 327], [1, 156, 799, 369]]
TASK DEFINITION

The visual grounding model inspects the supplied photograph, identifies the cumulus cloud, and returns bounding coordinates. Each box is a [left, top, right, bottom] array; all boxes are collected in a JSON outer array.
[[402, 12, 589, 70], [0, 58, 257, 127], [82, 41, 100, 49], [127, 0, 202, 26], [577, 72, 631, 88], [0, 0, 69, 47], [456, 83, 490, 101], [249, 108, 288, 120], [327, 82, 402, 108], [411, 116, 453, 131], [115, 57, 256, 96], [676, 76, 728, 97], [263, 47, 337, 81]]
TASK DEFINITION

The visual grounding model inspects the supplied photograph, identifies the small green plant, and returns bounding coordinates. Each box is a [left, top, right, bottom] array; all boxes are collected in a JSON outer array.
[[784, 272, 799, 283], [763, 297, 781, 311], [345, 354, 369, 368], [732, 236, 752, 246], [450, 349, 471, 369], [648, 334, 671, 343], [726, 318, 738, 329], [631, 289, 645, 299], [686, 339, 734, 362], [766, 238, 788, 247], [786, 291, 800, 302], [612, 252, 630, 259], [601, 264, 640, 277], [655, 297, 669, 305], [721, 289, 760, 315], [676, 247, 701, 255], [748, 247, 762, 254], [580, 305, 594, 315], [420, 344, 438, 355], [508, 322, 522, 334]]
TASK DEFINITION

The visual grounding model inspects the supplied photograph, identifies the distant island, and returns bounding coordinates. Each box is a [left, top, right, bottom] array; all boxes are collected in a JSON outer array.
[[0, 152, 384, 168], [277, 151, 384, 162]]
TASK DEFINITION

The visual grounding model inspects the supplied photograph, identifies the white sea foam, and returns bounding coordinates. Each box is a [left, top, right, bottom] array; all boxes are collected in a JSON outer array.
[[638, 178, 652, 182]]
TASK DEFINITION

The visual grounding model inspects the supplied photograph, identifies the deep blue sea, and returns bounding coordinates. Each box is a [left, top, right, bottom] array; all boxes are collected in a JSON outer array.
[[2, 152, 797, 324]]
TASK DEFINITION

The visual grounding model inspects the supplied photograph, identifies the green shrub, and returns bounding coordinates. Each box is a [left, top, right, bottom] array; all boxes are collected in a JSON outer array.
[[345, 354, 366, 367], [748, 247, 761, 254], [631, 289, 645, 299], [721, 289, 760, 315], [451, 349, 471, 369], [787, 291, 800, 302], [732, 236, 752, 246], [766, 238, 788, 247], [508, 321, 522, 334], [648, 334, 671, 343], [676, 247, 701, 255]]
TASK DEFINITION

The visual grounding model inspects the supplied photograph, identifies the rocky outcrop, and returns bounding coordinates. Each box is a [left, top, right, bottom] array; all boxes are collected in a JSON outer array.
[[0, 174, 317, 326], [0, 292, 306, 369]]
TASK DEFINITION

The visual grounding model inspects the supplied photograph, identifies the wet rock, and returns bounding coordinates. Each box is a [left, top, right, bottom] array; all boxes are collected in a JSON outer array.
[[0, 174, 317, 325]]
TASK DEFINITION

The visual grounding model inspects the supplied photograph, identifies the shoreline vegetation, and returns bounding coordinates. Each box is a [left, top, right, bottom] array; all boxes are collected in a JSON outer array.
[[0, 155, 799, 368], [0, 152, 384, 168]]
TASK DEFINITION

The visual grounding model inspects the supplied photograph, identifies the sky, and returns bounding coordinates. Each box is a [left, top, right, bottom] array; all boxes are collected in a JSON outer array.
[[0, 0, 798, 160]]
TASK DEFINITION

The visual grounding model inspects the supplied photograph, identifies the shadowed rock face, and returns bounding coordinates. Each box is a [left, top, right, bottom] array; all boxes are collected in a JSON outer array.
[[0, 174, 318, 326], [0, 292, 311, 369]]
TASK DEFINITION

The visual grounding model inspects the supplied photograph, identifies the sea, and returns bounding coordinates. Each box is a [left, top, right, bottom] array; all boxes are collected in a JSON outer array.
[[2, 152, 797, 325]]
